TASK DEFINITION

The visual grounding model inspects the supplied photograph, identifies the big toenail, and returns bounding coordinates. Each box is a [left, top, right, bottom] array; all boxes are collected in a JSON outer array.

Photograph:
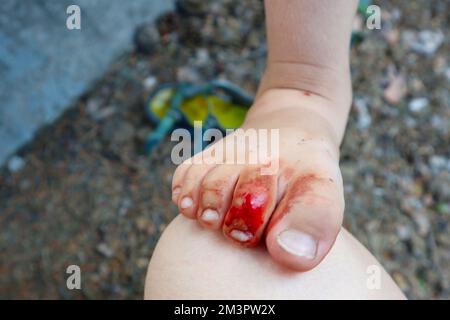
[[180, 197, 193, 209], [201, 209, 219, 221], [277, 229, 317, 259], [229, 229, 253, 242]]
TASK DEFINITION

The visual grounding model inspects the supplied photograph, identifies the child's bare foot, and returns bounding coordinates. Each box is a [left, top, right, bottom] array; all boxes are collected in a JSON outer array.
[[171, 88, 346, 271]]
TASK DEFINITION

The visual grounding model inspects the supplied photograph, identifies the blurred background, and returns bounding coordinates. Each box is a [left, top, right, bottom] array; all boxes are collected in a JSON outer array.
[[0, 0, 448, 299]]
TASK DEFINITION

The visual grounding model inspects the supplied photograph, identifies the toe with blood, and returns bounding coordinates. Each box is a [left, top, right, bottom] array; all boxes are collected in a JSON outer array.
[[223, 176, 274, 246]]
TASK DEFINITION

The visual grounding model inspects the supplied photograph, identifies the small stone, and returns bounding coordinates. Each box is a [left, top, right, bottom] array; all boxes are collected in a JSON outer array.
[[343, 184, 354, 193], [401, 196, 423, 215], [402, 29, 444, 57], [136, 217, 151, 232], [7, 156, 26, 173], [429, 155, 448, 172], [86, 98, 101, 115], [143, 76, 157, 90], [445, 68, 450, 82], [433, 55, 447, 75], [96, 243, 114, 258], [118, 198, 132, 217], [430, 172, 450, 201], [134, 24, 160, 55], [413, 212, 430, 236], [405, 116, 417, 128], [93, 106, 116, 121], [430, 115, 448, 133], [86, 99, 116, 121], [195, 48, 210, 66], [177, 66, 201, 82], [410, 78, 424, 92], [383, 73, 407, 104], [392, 272, 409, 291], [137, 257, 149, 269], [397, 225, 412, 241], [408, 97, 429, 113], [383, 28, 400, 46], [354, 97, 371, 130]]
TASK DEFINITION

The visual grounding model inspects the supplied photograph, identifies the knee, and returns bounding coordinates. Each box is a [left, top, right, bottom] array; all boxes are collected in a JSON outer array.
[[144, 216, 405, 300]]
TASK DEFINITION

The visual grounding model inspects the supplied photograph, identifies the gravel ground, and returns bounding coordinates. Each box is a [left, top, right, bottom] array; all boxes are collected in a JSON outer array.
[[0, 0, 449, 299]]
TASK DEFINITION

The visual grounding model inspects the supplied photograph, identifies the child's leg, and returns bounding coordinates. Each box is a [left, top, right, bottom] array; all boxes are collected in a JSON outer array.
[[259, 0, 357, 118], [172, 0, 359, 271], [145, 216, 405, 300]]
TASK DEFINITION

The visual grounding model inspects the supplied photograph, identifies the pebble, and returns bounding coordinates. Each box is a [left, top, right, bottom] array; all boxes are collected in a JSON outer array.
[[177, 66, 201, 82], [383, 72, 407, 104], [195, 48, 210, 66], [410, 78, 424, 92], [413, 212, 430, 236], [408, 97, 429, 113], [392, 272, 410, 291], [430, 172, 450, 201], [383, 28, 400, 46], [118, 198, 132, 217], [136, 217, 151, 232], [86, 98, 117, 121], [7, 156, 26, 173], [137, 257, 149, 269], [354, 97, 372, 130], [405, 116, 417, 128], [429, 155, 448, 172], [402, 30, 444, 57], [430, 115, 448, 133], [143, 76, 157, 90], [446, 68, 450, 82], [96, 243, 114, 258], [134, 24, 160, 55], [92, 106, 117, 121], [397, 225, 412, 241]]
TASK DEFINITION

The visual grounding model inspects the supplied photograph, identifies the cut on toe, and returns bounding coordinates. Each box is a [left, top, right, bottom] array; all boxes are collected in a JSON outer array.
[[222, 169, 278, 247]]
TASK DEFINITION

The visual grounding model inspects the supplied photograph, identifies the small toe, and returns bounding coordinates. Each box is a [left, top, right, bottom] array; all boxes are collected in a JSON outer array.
[[177, 164, 217, 218], [197, 164, 241, 229], [171, 162, 191, 204]]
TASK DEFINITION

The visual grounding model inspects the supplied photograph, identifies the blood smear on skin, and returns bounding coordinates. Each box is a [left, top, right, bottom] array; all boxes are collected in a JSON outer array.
[[224, 177, 272, 245]]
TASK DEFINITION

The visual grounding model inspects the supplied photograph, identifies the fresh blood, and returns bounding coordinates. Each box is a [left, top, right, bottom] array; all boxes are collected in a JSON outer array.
[[224, 177, 272, 245]]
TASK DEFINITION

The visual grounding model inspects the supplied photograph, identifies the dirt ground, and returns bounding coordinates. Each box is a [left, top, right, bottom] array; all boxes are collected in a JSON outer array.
[[0, 0, 449, 299]]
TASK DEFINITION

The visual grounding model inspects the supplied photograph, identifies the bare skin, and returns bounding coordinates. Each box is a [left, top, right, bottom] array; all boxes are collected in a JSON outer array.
[[145, 216, 405, 300], [172, 0, 359, 271]]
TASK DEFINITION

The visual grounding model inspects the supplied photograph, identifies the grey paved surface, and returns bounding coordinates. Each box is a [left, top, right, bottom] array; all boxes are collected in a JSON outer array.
[[0, 0, 171, 165]]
